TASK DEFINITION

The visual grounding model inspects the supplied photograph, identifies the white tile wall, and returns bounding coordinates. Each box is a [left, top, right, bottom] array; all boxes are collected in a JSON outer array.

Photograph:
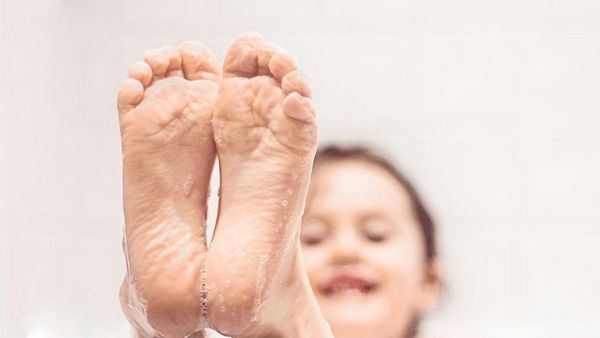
[[1, 0, 599, 337]]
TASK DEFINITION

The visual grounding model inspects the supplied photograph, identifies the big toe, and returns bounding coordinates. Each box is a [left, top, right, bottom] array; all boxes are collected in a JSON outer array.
[[223, 32, 301, 82], [223, 32, 274, 78], [117, 78, 144, 115], [177, 41, 221, 83]]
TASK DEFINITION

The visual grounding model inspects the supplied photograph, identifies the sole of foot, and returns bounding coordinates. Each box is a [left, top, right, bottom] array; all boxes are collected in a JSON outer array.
[[117, 42, 220, 338], [206, 32, 318, 337]]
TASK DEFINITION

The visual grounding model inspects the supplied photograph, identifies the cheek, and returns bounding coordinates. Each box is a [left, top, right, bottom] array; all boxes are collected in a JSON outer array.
[[300, 246, 327, 288], [369, 239, 425, 304]]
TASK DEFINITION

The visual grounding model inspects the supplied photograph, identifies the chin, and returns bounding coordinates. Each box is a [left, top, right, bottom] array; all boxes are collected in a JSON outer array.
[[318, 288, 390, 318], [322, 306, 390, 337], [329, 322, 379, 338], [320, 299, 414, 338], [329, 321, 407, 338]]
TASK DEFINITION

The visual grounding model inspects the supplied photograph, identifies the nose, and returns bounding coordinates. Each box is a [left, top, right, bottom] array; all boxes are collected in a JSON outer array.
[[329, 226, 362, 265]]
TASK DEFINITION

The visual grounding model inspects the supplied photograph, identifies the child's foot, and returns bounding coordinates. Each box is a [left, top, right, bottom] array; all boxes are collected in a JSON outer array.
[[206, 33, 328, 336], [117, 42, 220, 338]]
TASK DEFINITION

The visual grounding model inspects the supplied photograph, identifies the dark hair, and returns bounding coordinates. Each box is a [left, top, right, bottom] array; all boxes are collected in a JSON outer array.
[[313, 144, 438, 261]]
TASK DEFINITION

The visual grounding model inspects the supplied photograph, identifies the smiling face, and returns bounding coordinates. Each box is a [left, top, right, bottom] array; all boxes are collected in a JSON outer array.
[[301, 159, 440, 338]]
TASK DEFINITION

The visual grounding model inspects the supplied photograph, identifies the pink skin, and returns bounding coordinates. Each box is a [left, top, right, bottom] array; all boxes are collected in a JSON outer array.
[[117, 33, 437, 338], [301, 160, 441, 338], [117, 42, 220, 338], [207, 32, 331, 338], [117, 34, 332, 338]]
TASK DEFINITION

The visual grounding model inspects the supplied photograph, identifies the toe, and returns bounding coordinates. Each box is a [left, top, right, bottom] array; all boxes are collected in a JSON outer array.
[[269, 51, 298, 81], [282, 92, 315, 122], [281, 71, 311, 98], [117, 78, 144, 115], [224, 32, 297, 80], [161, 45, 184, 77], [256, 41, 279, 76], [127, 61, 153, 88], [223, 32, 267, 78], [177, 41, 221, 82], [144, 48, 170, 81]]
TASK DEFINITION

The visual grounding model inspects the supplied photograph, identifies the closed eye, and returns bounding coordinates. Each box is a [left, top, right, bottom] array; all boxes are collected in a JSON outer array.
[[301, 218, 329, 246], [361, 215, 392, 243], [365, 232, 387, 243]]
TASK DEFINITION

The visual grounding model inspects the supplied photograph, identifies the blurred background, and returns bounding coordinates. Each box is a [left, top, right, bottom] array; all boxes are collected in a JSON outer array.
[[1, 0, 600, 337]]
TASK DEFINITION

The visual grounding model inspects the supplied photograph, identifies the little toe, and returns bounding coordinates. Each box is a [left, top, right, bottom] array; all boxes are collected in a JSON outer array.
[[127, 61, 153, 88], [160, 45, 183, 77], [283, 92, 315, 122], [281, 71, 312, 98], [144, 48, 170, 81], [177, 41, 221, 82], [117, 78, 144, 115]]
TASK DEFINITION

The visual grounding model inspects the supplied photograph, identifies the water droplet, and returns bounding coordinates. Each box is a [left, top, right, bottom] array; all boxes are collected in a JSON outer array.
[[254, 254, 269, 310], [218, 294, 225, 303], [281, 200, 288, 207], [183, 174, 194, 197], [260, 255, 268, 264], [221, 305, 226, 313], [199, 258, 209, 325], [287, 188, 293, 194], [224, 279, 231, 288]]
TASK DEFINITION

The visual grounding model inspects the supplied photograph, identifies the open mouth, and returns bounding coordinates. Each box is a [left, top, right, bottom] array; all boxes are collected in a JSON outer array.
[[320, 273, 379, 296]]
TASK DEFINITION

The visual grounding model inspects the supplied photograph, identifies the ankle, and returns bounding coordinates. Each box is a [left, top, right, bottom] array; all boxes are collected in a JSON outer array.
[[237, 250, 333, 338], [285, 253, 334, 338]]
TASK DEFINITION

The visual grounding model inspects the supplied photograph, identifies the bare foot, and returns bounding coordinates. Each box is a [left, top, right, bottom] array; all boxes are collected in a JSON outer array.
[[207, 33, 331, 337], [117, 42, 220, 338]]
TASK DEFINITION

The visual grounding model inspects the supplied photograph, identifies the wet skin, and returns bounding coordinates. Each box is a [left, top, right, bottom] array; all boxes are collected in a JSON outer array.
[[117, 33, 332, 338]]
